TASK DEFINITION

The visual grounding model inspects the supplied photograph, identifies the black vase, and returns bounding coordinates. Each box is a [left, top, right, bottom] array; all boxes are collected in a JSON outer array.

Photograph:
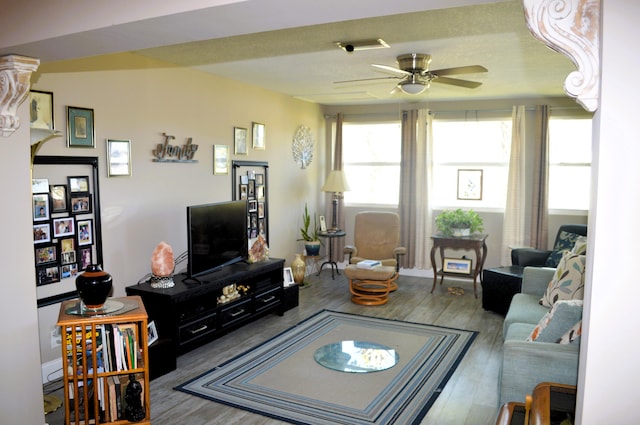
[[75, 264, 113, 309]]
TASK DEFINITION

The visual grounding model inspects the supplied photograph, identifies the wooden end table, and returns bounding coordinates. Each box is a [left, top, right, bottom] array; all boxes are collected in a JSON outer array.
[[430, 234, 488, 298]]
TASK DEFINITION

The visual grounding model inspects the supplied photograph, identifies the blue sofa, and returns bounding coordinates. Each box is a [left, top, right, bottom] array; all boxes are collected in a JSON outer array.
[[498, 267, 581, 406]]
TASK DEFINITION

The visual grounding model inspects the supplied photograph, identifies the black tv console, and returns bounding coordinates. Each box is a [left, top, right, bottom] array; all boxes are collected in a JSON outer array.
[[126, 258, 291, 379]]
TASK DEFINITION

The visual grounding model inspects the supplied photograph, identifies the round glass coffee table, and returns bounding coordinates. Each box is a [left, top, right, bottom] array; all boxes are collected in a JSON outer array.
[[314, 340, 399, 373]]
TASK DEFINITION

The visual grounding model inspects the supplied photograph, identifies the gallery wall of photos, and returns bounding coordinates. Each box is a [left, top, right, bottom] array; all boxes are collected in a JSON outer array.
[[232, 160, 268, 243], [32, 156, 103, 307]]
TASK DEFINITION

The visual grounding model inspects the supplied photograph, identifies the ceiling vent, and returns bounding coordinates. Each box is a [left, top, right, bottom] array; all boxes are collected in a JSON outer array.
[[336, 39, 389, 53]]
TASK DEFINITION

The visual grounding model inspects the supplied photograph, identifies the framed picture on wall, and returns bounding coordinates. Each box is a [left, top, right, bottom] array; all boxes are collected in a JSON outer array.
[[50, 184, 69, 212], [77, 219, 94, 246], [29, 90, 54, 130], [214, 145, 229, 175], [32, 194, 50, 222], [33, 223, 51, 244], [70, 193, 92, 214], [252, 122, 265, 149], [107, 139, 132, 176], [234, 127, 248, 155], [67, 106, 95, 148], [457, 169, 483, 200], [68, 176, 90, 193]]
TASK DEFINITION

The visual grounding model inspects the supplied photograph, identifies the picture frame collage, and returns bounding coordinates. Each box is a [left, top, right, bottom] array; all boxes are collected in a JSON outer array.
[[32, 175, 95, 286], [239, 170, 266, 240], [232, 161, 269, 244]]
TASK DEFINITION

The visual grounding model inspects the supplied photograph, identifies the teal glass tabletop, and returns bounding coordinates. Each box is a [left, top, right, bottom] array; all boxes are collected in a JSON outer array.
[[314, 340, 399, 373]]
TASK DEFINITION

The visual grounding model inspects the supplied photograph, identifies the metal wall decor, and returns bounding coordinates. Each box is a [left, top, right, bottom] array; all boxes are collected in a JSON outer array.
[[292, 125, 313, 169]]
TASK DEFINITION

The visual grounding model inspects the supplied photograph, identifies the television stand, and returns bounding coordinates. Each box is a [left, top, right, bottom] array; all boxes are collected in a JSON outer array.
[[126, 258, 292, 379]]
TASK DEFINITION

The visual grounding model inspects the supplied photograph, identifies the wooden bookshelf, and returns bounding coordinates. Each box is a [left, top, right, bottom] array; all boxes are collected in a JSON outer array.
[[57, 296, 150, 425]]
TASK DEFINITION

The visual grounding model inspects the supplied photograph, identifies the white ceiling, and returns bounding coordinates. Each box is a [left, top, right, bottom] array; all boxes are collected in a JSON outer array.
[[2, 0, 576, 106]]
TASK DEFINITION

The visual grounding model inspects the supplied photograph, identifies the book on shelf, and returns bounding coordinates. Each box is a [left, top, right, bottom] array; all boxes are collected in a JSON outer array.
[[357, 259, 382, 269]]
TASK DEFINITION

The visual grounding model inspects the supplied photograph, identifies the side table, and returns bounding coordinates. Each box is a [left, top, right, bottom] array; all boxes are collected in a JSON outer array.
[[430, 234, 488, 298], [317, 230, 346, 279]]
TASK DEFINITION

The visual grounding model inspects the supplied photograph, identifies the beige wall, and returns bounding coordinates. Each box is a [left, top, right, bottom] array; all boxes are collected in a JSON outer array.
[[31, 53, 325, 369]]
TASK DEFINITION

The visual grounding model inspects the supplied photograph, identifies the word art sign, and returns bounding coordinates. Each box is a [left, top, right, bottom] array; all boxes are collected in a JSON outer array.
[[153, 132, 199, 163]]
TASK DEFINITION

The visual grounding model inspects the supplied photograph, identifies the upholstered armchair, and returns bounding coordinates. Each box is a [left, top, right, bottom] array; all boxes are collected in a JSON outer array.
[[511, 224, 588, 268], [344, 212, 407, 272]]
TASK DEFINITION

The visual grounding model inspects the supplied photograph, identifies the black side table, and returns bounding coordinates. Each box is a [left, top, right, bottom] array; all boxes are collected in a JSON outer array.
[[317, 230, 346, 279]]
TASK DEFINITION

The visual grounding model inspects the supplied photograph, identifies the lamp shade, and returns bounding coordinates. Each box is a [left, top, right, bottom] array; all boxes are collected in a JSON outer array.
[[321, 170, 350, 193], [398, 81, 427, 95]]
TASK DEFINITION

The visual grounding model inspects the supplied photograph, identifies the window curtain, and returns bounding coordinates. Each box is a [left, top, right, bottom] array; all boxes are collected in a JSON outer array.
[[399, 109, 431, 269], [530, 105, 550, 250], [328, 112, 346, 261], [501, 105, 526, 265]]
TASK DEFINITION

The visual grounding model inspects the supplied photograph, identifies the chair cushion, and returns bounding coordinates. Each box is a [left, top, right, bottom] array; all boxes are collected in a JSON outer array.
[[503, 293, 550, 338], [545, 231, 583, 267], [540, 251, 586, 307], [527, 299, 583, 343]]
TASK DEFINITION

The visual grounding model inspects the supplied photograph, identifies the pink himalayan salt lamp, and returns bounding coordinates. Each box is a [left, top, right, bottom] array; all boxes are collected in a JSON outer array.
[[151, 241, 174, 277]]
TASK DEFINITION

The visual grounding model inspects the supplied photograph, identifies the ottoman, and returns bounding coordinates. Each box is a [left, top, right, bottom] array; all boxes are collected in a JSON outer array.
[[481, 266, 524, 315], [344, 265, 397, 306]]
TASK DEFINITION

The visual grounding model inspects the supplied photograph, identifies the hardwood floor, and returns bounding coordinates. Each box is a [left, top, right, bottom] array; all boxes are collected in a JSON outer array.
[[45, 270, 505, 425]]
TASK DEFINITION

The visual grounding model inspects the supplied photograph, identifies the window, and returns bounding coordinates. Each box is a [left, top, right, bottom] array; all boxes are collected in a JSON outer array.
[[548, 118, 592, 211], [431, 119, 512, 209], [342, 122, 401, 205]]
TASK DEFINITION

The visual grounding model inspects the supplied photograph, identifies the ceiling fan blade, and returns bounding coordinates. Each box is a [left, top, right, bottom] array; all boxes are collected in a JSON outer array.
[[371, 64, 412, 76], [429, 65, 488, 76], [432, 76, 482, 89], [334, 76, 401, 84]]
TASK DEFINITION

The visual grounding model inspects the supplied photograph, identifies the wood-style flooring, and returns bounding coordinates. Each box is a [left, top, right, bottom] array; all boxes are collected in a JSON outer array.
[[45, 270, 505, 425]]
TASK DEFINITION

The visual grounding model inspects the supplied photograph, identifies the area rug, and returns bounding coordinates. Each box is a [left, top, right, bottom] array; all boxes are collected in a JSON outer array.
[[175, 310, 477, 425]]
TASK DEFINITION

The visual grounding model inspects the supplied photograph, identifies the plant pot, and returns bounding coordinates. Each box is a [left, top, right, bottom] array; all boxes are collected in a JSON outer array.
[[304, 241, 321, 256], [452, 228, 471, 237], [75, 264, 113, 309]]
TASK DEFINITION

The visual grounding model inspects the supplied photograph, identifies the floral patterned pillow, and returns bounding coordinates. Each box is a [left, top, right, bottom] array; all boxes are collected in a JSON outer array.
[[527, 299, 583, 343], [540, 251, 586, 308], [557, 320, 582, 344], [545, 231, 582, 267]]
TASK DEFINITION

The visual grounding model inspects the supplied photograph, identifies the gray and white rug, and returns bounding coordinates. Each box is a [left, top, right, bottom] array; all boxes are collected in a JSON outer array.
[[175, 310, 477, 425]]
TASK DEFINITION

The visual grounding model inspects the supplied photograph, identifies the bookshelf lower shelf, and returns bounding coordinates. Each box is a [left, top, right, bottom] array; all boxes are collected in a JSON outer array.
[[57, 296, 150, 425]]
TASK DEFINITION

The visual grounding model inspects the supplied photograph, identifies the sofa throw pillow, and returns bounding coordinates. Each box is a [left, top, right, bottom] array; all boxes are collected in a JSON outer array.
[[545, 231, 583, 267], [570, 235, 588, 256], [540, 251, 586, 308], [527, 299, 583, 343], [557, 320, 582, 344]]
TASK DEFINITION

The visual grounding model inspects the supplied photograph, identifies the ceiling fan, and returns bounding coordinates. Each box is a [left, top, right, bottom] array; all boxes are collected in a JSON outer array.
[[335, 53, 488, 95]]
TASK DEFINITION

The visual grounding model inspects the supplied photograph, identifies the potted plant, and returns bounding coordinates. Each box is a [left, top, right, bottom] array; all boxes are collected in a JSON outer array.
[[435, 208, 484, 237], [298, 203, 322, 255]]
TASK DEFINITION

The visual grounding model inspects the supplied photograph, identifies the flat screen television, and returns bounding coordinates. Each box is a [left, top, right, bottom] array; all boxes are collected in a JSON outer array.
[[186, 200, 248, 278]]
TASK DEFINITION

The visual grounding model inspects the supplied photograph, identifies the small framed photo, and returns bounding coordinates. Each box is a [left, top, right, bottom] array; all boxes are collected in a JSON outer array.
[[32, 178, 49, 194], [53, 217, 75, 238], [77, 219, 94, 246], [252, 122, 265, 149], [258, 201, 265, 218], [61, 263, 78, 279], [255, 173, 264, 185], [457, 169, 483, 201], [60, 249, 77, 266], [70, 193, 92, 214], [67, 176, 90, 193], [234, 127, 248, 155], [213, 145, 229, 175], [32, 193, 50, 222], [256, 185, 264, 200], [78, 246, 93, 270], [35, 244, 57, 266], [50, 184, 69, 212], [36, 265, 60, 286], [248, 199, 258, 212], [319, 215, 327, 232], [30, 90, 54, 130], [443, 257, 473, 275], [107, 139, 132, 177], [147, 321, 159, 346], [283, 267, 295, 287], [67, 106, 95, 148], [239, 184, 248, 199], [33, 223, 51, 244]]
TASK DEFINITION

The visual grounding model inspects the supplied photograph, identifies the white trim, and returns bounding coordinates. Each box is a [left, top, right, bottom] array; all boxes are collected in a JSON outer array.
[[42, 357, 63, 384]]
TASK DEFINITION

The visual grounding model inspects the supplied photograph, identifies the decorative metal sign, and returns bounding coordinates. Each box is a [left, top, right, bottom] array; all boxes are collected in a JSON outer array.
[[152, 132, 199, 163]]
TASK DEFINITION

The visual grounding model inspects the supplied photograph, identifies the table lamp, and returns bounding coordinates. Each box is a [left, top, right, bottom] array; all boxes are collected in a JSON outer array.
[[321, 170, 350, 232]]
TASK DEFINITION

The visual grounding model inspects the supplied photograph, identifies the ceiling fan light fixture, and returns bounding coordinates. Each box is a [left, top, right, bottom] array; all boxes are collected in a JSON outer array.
[[398, 79, 428, 95]]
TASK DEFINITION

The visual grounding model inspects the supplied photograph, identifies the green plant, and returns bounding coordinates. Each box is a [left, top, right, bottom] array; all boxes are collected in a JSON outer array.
[[297, 203, 320, 242], [435, 208, 484, 236]]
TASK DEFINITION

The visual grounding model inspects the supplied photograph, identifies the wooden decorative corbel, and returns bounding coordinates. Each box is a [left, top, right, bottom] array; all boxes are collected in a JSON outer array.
[[0, 55, 40, 137], [522, 0, 601, 112]]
